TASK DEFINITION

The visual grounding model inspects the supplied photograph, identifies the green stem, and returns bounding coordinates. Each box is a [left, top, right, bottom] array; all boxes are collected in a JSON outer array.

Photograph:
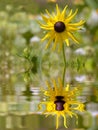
[[62, 43, 66, 86], [63, 44, 66, 66]]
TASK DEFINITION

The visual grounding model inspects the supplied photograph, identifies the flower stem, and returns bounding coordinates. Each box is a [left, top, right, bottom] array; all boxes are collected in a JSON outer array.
[[62, 43, 66, 86], [63, 44, 66, 66]]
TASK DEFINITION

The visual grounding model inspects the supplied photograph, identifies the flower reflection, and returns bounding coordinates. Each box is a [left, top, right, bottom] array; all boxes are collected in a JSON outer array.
[[38, 78, 85, 129], [39, 4, 85, 51]]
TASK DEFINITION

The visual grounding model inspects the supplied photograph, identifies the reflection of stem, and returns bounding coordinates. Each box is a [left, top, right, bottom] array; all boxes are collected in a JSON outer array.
[[62, 44, 66, 86]]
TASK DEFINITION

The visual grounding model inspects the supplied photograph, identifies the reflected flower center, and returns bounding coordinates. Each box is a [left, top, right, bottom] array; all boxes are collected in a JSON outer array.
[[54, 96, 65, 111]]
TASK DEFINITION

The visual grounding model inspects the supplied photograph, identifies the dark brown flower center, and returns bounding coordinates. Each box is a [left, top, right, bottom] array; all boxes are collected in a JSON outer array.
[[54, 96, 65, 111], [54, 21, 66, 33]]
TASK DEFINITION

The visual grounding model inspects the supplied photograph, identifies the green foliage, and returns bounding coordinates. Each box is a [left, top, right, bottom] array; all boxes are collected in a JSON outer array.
[[0, 0, 39, 14], [86, 0, 98, 9]]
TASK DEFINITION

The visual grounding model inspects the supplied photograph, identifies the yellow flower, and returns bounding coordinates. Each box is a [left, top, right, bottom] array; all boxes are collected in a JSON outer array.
[[38, 78, 85, 129], [39, 4, 85, 51]]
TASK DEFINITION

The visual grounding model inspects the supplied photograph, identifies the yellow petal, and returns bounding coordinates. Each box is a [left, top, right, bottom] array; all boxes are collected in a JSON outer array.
[[40, 26, 53, 30], [62, 113, 67, 128], [40, 22, 53, 30], [67, 32, 79, 44], [66, 9, 78, 22], [41, 13, 49, 22], [67, 9, 73, 17], [52, 79, 59, 95], [52, 34, 58, 51], [61, 5, 68, 20], [67, 26, 80, 31], [68, 20, 85, 26], [45, 36, 53, 49], [41, 33, 50, 41], [74, 104, 85, 111], [65, 39, 70, 46], [46, 81, 53, 93], [56, 4, 61, 17], [56, 115, 60, 129], [45, 9, 53, 18], [66, 84, 70, 91]]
